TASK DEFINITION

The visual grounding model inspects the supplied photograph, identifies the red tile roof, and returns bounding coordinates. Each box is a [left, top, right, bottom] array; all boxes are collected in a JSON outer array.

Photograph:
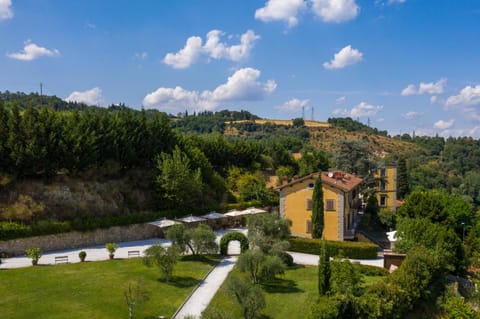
[[276, 171, 363, 193]]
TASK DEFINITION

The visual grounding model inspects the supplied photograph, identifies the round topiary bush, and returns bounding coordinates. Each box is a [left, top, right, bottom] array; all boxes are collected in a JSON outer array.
[[220, 232, 249, 255]]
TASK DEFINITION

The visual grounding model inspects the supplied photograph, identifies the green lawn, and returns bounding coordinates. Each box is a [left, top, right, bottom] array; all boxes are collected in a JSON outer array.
[[205, 264, 387, 319], [206, 265, 319, 319], [0, 256, 220, 319]]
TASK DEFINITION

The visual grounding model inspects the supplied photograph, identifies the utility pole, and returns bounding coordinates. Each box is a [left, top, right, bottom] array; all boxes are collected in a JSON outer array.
[[40, 82, 43, 107]]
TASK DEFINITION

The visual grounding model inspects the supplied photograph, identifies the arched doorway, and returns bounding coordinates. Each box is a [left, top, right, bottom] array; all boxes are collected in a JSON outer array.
[[220, 232, 249, 255]]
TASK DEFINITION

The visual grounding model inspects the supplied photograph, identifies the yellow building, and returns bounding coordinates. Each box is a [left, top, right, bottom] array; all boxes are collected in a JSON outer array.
[[374, 164, 397, 212], [277, 171, 363, 241]]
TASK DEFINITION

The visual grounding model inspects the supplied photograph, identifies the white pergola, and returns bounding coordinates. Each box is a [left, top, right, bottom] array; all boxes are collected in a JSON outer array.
[[224, 209, 245, 217], [201, 211, 226, 220], [148, 218, 179, 228], [176, 214, 207, 223], [242, 207, 267, 215], [224, 207, 267, 217]]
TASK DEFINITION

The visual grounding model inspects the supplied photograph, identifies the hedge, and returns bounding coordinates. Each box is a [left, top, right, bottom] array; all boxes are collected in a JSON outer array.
[[0, 211, 165, 241], [289, 237, 378, 259], [219, 231, 249, 255]]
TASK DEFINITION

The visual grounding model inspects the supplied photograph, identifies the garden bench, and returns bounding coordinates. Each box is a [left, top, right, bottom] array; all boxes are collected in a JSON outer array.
[[127, 250, 140, 258], [54, 256, 69, 264]]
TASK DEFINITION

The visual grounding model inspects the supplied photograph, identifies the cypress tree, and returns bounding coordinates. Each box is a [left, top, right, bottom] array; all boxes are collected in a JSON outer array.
[[397, 158, 409, 199], [312, 177, 324, 238], [318, 240, 330, 295]]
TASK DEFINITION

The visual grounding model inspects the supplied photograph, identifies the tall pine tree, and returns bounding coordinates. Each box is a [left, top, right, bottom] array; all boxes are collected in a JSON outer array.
[[311, 177, 324, 238]]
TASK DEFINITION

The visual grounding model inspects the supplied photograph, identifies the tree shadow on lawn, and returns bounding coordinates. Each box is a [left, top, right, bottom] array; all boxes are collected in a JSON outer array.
[[160, 276, 199, 288], [180, 254, 219, 266], [261, 277, 303, 294]]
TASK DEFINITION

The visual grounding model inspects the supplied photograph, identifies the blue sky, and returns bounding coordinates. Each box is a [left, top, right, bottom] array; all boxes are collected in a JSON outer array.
[[1, 0, 480, 137]]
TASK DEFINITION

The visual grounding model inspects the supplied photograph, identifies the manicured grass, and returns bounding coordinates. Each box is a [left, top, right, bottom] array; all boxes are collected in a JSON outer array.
[[0, 255, 220, 319], [205, 264, 386, 319], [206, 265, 319, 319]]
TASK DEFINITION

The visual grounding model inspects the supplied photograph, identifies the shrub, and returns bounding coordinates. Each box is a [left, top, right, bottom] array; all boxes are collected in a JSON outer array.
[[78, 251, 87, 262], [0, 221, 32, 240], [289, 237, 378, 259], [25, 246, 42, 265], [105, 243, 118, 254], [308, 296, 340, 319], [352, 263, 389, 276], [278, 251, 294, 266]]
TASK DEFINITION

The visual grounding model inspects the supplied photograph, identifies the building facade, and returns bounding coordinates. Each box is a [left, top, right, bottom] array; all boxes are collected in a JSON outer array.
[[277, 171, 362, 241], [374, 164, 397, 212]]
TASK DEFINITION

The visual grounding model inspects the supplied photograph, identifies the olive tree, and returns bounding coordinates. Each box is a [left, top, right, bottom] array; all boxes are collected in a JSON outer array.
[[143, 244, 179, 282]]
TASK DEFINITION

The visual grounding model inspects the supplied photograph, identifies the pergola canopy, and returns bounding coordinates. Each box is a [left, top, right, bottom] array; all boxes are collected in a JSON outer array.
[[148, 218, 179, 228], [201, 211, 225, 220], [176, 214, 207, 223]]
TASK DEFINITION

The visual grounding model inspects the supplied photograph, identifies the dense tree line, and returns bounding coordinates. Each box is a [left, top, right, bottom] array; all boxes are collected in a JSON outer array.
[[1, 90, 91, 111], [328, 117, 388, 136], [399, 136, 480, 206], [0, 101, 299, 233], [170, 109, 259, 134], [0, 102, 176, 178]]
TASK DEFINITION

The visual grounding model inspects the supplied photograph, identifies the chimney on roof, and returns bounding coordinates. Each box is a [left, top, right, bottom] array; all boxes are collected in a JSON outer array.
[[333, 171, 344, 180], [292, 175, 299, 181], [282, 176, 288, 185]]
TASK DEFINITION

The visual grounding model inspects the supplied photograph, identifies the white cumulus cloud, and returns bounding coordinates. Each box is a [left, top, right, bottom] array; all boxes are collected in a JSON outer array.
[[311, 0, 359, 23], [333, 102, 382, 118], [336, 96, 346, 104], [163, 30, 260, 69], [403, 111, 422, 120], [434, 119, 454, 130], [142, 87, 206, 112], [323, 45, 363, 70], [0, 0, 13, 20], [445, 85, 480, 121], [437, 127, 480, 138], [201, 68, 276, 102], [418, 78, 447, 95], [401, 84, 416, 96], [134, 52, 148, 60], [65, 87, 103, 106], [7, 40, 60, 61], [255, 0, 307, 28], [163, 36, 203, 69], [143, 68, 276, 112], [276, 98, 309, 112], [401, 78, 447, 96], [445, 85, 480, 108]]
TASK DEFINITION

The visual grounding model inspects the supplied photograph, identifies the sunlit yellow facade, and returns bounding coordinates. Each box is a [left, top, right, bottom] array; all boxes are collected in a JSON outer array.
[[374, 164, 397, 212], [278, 172, 362, 241]]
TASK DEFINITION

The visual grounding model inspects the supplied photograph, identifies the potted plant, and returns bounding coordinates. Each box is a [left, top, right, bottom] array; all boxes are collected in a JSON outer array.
[[105, 243, 118, 259], [79, 251, 87, 262], [26, 246, 42, 266]]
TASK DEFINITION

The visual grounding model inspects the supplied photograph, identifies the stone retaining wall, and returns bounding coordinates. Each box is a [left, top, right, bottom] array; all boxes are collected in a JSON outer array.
[[0, 223, 163, 256]]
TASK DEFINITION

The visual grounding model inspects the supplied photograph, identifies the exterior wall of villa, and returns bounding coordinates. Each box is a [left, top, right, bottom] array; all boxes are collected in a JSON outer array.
[[279, 177, 344, 241], [278, 171, 362, 242], [375, 165, 398, 212]]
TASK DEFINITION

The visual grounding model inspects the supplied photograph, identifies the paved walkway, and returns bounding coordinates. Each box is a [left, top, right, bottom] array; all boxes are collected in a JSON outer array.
[[0, 228, 247, 269], [173, 256, 238, 319]]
